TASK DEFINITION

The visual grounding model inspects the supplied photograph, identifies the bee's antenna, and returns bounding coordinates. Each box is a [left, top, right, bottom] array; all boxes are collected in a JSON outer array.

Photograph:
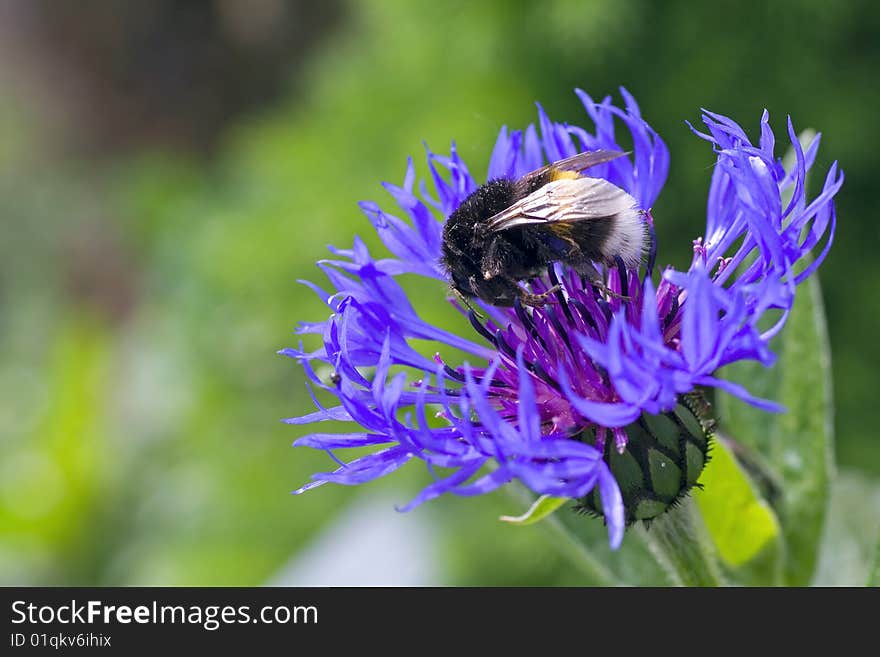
[[449, 286, 485, 320]]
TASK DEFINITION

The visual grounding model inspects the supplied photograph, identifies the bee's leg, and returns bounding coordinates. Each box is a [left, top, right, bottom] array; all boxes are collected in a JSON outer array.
[[569, 259, 630, 301], [591, 279, 630, 302], [467, 274, 530, 308], [568, 260, 601, 286], [519, 284, 562, 308]]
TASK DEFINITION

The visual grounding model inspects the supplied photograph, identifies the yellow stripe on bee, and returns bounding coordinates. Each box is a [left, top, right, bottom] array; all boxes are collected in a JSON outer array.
[[547, 224, 578, 250], [549, 223, 573, 236], [549, 168, 580, 181]]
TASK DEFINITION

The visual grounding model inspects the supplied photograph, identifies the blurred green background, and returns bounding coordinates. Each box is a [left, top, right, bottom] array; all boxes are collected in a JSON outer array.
[[1, 0, 877, 585]]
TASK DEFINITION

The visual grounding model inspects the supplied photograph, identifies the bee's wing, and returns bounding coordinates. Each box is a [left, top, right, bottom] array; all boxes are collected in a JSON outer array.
[[520, 149, 627, 186], [487, 177, 638, 232]]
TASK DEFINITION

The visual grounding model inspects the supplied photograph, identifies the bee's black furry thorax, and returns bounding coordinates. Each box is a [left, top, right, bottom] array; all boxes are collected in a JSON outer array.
[[441, 179, 558, 305], [439, 159, 643, 307], [441, 179, 518, 302], [441, 179, 516, 267]]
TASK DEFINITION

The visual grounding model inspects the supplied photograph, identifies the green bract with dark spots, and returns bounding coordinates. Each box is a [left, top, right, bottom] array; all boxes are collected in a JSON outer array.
[[577, 392, 715, 525]]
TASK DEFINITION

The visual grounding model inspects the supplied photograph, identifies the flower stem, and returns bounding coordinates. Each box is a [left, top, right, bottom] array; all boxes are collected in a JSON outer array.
[[542, 513, 623, 586], [505, 483, 621, 585], [634, 497, 729, 586]]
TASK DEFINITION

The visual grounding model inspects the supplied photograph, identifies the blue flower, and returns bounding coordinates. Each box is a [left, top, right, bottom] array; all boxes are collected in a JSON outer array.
[[281, 89, 841, 548]]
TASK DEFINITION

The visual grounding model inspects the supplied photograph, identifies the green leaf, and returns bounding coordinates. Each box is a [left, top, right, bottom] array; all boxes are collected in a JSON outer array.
[[716, 272, 833, 585], [635, 497, 728, 586], [693, 436, 782, 580], [813, 470, 880, 586], [499, 494, 569, 525]]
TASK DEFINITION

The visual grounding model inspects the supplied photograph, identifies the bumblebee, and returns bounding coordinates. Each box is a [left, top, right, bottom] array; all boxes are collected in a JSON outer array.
[[440, 150, 648, 307]]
